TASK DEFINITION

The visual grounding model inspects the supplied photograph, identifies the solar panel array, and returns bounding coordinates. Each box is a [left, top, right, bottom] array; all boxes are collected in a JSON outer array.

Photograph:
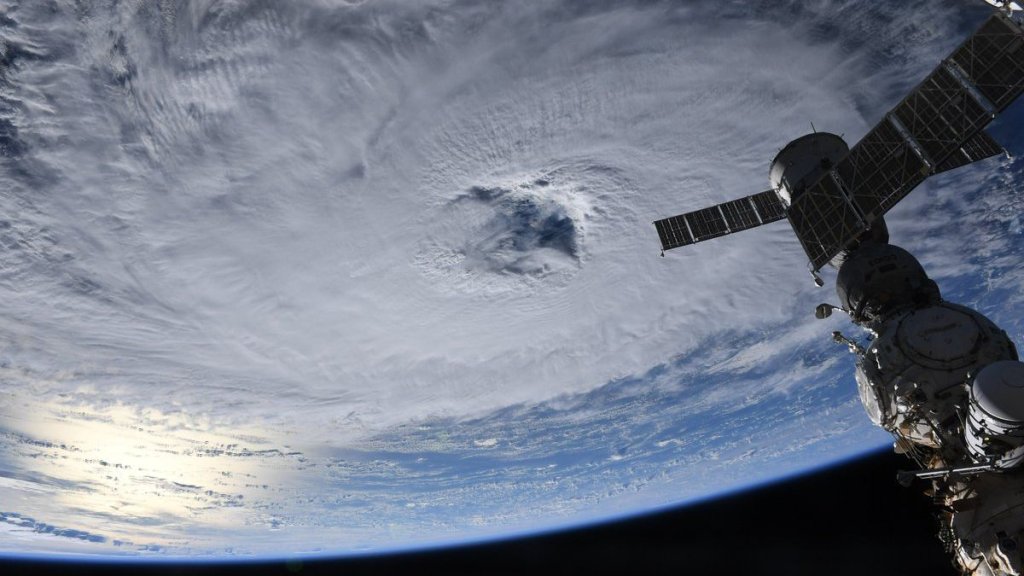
[[787, 12, 1024, 270], [654, 189, 785, 252], [785, 173, 867, 271], [934, 130, 1004, 174], [653, 13, 1024, 268], [952, 14, 1024, 111]]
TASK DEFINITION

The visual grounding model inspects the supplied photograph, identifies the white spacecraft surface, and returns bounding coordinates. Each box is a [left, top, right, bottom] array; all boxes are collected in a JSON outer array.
[[656, 9, 1024, 576], [985, 1, 1023, 12]]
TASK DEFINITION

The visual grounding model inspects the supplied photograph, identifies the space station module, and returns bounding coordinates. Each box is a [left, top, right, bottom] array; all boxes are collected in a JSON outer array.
[[831, 223, 1024, 576], [653, 10, 1024, 572], [767, 129, 1024, 576]]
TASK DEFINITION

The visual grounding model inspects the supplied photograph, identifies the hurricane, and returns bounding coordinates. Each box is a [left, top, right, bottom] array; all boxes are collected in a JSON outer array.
[[1, 0, 1021, 559]]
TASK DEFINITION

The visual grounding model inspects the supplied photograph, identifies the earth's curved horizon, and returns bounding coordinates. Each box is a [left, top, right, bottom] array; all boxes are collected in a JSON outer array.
[[1, 446, 891, 563], [1, 0, 1021, 560]]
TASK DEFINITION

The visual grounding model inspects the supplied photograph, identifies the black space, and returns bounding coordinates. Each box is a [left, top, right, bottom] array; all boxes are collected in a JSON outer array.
[[2, 449, 960, 576]]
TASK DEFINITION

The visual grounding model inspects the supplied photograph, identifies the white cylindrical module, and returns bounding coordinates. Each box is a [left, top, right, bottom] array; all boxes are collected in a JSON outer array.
[[768, 132, 849, 207], [967, 360, 1024, 467], [859, 302, 1017, 449]]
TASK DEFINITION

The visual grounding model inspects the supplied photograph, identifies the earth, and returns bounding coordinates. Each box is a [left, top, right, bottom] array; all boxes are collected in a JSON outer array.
[[0, 0, 1022, 560]]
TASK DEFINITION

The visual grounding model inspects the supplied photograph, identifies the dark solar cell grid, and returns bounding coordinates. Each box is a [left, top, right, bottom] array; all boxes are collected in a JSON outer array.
[[652, 190, 785, 252], [952, 15, 1024, 111]]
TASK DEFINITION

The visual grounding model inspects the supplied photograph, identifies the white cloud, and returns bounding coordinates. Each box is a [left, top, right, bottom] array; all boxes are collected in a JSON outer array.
[[0, 0, 1009, 557]]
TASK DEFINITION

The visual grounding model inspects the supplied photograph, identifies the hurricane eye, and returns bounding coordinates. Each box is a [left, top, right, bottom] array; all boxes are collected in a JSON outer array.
[[413, 180, 585, 296]]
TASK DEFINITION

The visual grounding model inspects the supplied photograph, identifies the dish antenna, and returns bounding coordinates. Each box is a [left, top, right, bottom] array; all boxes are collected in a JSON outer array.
[[654, 12, 1024, 576]]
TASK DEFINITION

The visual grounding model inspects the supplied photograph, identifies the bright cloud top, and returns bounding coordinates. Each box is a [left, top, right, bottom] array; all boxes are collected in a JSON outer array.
[[0, 0, 1018, 558]]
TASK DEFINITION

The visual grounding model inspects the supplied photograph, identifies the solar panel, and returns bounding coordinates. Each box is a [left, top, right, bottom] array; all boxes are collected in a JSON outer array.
[[786, 172, 866, 271], [790, 12, 1024, 270], [653, 212, 694, 251], [934, 130, 1005, 174], [719, 196, 760, 230], [891, 66, 991, 167], [951, 13, 1024, 112], [837, 117, 930, 223], [750, 189, 787, 221], [653, 14, 1024, 270], [654, 189, 785, 252]]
